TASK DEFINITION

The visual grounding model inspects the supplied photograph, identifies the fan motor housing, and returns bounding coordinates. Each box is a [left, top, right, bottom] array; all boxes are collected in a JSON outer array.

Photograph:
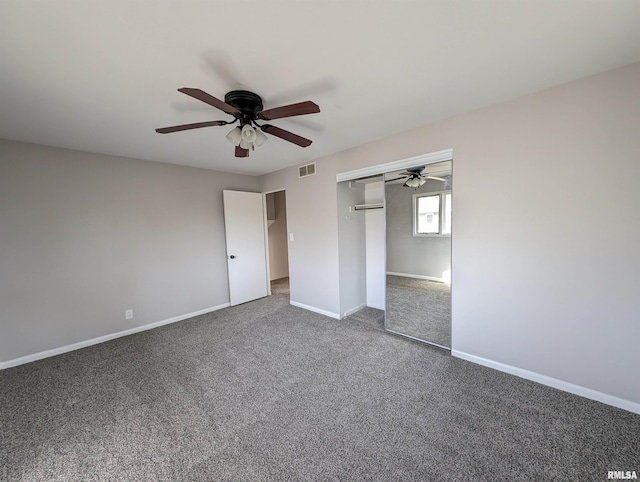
[[224, 90, 263, 117]]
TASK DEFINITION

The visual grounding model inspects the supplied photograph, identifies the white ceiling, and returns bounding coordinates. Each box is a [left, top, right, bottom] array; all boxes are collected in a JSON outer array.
[[2, 1, 640, 176]]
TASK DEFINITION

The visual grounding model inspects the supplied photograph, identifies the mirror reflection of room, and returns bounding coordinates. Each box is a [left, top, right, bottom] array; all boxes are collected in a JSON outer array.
[[385, 160, 452, 348]]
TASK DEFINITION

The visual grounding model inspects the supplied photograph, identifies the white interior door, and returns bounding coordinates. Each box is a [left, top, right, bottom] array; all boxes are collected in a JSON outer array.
[[223, 190, 268, 306]]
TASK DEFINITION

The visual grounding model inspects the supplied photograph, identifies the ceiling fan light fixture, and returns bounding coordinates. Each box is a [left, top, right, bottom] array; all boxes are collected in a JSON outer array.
[[239, 138, 252, 150], [254, 129, 267, 147], [241, 124, 257, 143], [403, 176, 426, 188], [226, 127, 242, 146]]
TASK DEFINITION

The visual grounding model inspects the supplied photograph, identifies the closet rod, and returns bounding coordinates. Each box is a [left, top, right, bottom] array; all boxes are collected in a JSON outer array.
[[352, 203, 384, 211]]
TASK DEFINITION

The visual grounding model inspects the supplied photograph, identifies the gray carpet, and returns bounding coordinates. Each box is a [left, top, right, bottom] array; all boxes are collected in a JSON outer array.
[[386, 275, 451, 347], [1, 290, 639, 481], [344, 306, 385, 331], [270, 277, 290, 296]]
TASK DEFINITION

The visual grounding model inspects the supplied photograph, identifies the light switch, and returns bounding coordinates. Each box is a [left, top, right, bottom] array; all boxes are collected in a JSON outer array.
[[289, 233, 294, 241]]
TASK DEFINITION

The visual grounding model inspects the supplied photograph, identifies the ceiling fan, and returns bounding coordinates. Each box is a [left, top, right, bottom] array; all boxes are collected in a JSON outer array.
[[389, 166, 448, 188], [156, 88, 320, 158]]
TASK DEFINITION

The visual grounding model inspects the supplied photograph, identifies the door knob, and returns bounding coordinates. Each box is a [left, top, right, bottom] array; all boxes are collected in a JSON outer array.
[[229, 255, 236, 259]]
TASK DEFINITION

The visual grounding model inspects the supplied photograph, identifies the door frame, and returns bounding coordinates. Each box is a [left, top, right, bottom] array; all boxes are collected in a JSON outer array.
[[262, 188, 290, 296], [336, 148, 453, 183]]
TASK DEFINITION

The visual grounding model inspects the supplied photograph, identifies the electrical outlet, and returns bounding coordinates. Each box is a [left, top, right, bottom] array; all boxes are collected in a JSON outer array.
[[125, 309, 133, 320]]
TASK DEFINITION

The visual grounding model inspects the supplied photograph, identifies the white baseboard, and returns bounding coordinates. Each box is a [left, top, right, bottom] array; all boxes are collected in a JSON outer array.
[[342, 303, 367, 319], [290, 300, 340, 319], [367, 303, 385, 311], [0, 303, 230, 370], [387, 271, 445, 283], [452, 350, 640, 415]]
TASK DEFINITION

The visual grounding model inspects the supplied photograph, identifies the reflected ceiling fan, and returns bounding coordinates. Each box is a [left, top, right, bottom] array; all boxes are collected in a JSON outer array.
[[389, 166, 448, 188], [156, 88, 320, 157]]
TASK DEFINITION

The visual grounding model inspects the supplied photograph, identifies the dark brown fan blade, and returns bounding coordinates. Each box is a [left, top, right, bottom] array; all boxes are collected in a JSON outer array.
[[261, 124, 312, 147], [235, 146, 249, 158], [258, 101, 319, 120], [178, 88, 240, 115], [155, 120, 227, 134]]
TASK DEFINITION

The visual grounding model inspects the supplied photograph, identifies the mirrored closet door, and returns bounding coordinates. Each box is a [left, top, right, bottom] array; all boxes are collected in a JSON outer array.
[[384, 160, 452, 349]]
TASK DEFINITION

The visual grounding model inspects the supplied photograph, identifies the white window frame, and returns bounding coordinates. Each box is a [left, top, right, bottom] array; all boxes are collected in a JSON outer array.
[[413, 190, 451, 237]]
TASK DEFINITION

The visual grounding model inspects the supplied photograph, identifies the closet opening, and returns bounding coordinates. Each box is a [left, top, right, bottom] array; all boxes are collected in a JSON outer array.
[[265, 190, 290, 299], [336, 149, 453, 350]]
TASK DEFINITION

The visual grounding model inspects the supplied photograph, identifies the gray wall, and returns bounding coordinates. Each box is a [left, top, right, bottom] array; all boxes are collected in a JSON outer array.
[[386, 181, 451, 279], [365, 182, 385, 310], [260, 62, 640, 408], [267, 190, 289, 281], [260, 165, 342, 317], [0, 140, 258, 362]]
